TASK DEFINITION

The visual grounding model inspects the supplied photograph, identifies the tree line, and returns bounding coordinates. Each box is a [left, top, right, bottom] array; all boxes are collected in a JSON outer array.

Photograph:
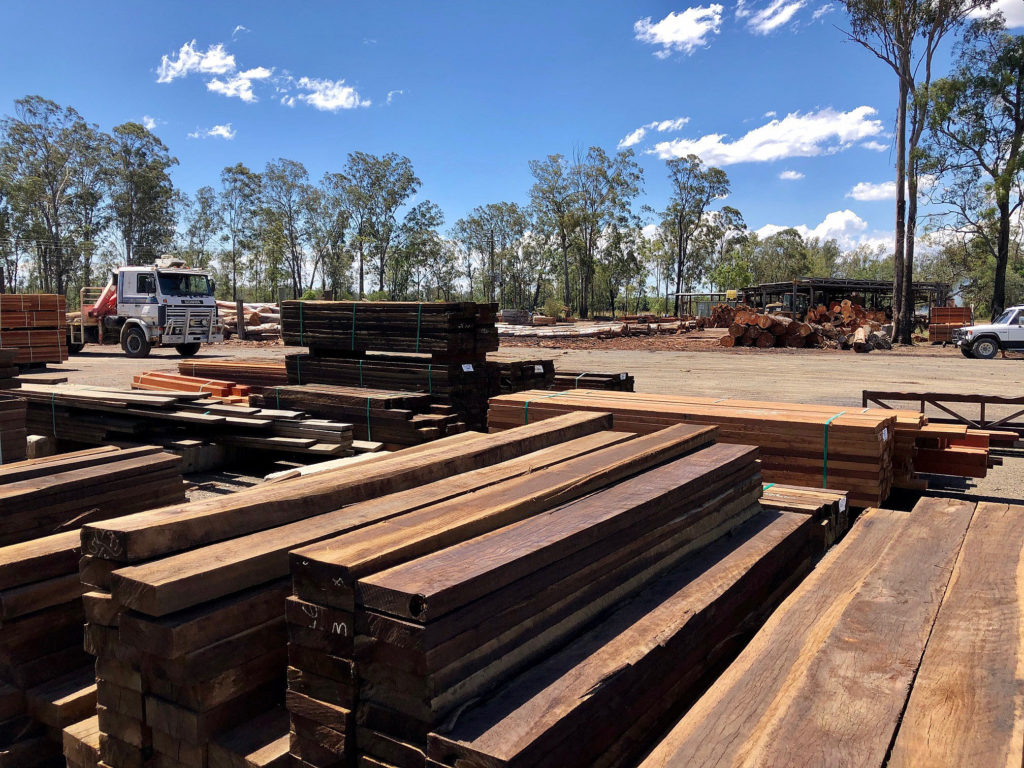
[[0, 16, 1021, 322]]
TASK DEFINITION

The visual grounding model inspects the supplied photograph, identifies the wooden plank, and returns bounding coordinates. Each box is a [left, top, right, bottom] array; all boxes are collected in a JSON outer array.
[[83, 412, 612, 563], [888, 501, 1024, 767], [636, 498, 976, 768], [208, 707, 290, 768]]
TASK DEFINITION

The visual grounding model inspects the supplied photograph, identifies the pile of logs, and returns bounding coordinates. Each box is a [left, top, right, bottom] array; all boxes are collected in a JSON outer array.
[[719, 307, 891, 351], [0, 294, 68, 365], [216, 301, 281, 340], [701, 303, 752, 329], [0, 393, 27, 464]]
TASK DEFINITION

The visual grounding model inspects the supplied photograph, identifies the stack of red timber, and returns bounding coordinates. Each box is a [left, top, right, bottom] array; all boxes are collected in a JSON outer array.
[[178, 358, 290, 393], [489, 390, 898, 507], [284, 440, 848, 768], [132, 371, 251, 402], [928, 306, 972, 343], [0, 445, 186, 547], [0, 393, 27, 465], [0, 294, 68, 365], [75, 414, 612, 768], [280, 301, 499, 430], [0, 348, 19, 391], [637, 497, 1024, 768]]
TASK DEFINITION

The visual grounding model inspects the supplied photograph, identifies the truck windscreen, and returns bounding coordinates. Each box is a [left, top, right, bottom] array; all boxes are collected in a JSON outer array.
[[158, 273, 212, 297]]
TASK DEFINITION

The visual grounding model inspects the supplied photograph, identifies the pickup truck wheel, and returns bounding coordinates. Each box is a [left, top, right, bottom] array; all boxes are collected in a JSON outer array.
[[121, 327, 152, 358], [175, 342, 201, 357], [972, 338, 999, 359], [960, 347, 975, 358]]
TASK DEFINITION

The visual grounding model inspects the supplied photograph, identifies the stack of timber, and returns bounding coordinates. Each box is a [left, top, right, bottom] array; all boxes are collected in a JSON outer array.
[[0, 294, 68, 365], [252, 384, 463, 448], [637, 497, 1024, 768], [759, 483, 849, 550], [488, 390, 899, 507], [0, 393, 27, 465], [0, 348, 19, 391], [928, 306, 972, 343], [132, 371, 251, 401], [0, 445, 186, 546], [496, 322, 627, 339], [548, 370, 635, 392], [489, 356, 554, 394], [178, 358, 290, 393], [75, 413, 616, 768], [288, 427, 833, 767], [496, 309, 530, 325], [717, 307, 891, 351], [281, 301, 498, 358], [17, 383, 354, 458]]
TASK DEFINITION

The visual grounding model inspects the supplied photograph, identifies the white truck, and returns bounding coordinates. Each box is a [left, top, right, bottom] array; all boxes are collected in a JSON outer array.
[[68, 258, 223, 358], [953, 305, 1024, 358]]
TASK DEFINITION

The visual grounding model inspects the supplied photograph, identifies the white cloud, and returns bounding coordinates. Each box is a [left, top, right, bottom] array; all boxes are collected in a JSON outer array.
[[206, 66, 272, 102], [757, 209, 870, 247], [634, 7, 724, 57], [156, 40, 235, 83], [232, 25, 249, 39], [779, 169, 804, 180], [972, 0, 1024, 27], [386, 89, 404, 105], [141, 115, 158, 131], [745, 0, 806, 34], [847, 180, 896, 201], [861, 140, 889, 151], [188, 123, 236, 140], [812, 3, 836, 19], [618, 117, 690, 148], [294, 77, 370, 110], [650, 106, 884, 165], [764, 110, 777, 118]]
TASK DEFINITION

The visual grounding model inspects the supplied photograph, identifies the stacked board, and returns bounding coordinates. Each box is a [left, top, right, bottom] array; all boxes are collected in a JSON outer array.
[[17, 383, 354, 458], [77, 414, 613, 768], [0, 293, 68, 365], [548, 371, 634, 392], [178, 358, 290, 393], [490, 357, 554, 394], [0, 393, 26, 465], [288, 434, 833, 768], [637, 497, 1024, 768], [929, 306, 972, 343], [0, 445, 186, 546], [281, 301, 498, 358], [253, 384, 465, 448], [131, 371, 251, 400], [0, 348, 19, 391], [489, 390, 898, 507]]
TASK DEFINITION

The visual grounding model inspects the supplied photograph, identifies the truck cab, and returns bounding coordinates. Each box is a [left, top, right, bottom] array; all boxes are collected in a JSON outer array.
[[953, 305, 1024, 359], [69, 258, 223, 358]]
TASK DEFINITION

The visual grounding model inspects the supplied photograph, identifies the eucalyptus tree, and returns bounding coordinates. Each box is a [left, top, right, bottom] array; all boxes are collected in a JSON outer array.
[[178, 185, 222, 270], [262, 158, 311, 296], [452, 201, 529, 304], [528, 154, 577, 311], [220, 163, 261, 300], [303, 172, 351, 294]]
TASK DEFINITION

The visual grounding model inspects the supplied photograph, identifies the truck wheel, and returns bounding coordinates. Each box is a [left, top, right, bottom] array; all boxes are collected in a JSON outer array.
[[175, 343, 201, 357], [960, 347, 975, 359], [972, 338, 999, 359], [121, 327, 152, 358]]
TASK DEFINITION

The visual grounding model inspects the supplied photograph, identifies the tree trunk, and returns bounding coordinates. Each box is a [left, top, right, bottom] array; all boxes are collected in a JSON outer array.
[[903, 170, 919, 343], [358, 243, 364, 299], [993, 199, 1011, 319], [893, 75, 909, 344], [560, 230, 571, 312]]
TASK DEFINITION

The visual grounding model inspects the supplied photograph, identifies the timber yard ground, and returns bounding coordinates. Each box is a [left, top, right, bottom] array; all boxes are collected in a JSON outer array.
[[47, 338, 1024, 506]]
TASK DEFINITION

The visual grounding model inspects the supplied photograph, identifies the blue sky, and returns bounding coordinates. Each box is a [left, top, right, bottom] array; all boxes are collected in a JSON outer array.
[[1, 1, 1021, 250]]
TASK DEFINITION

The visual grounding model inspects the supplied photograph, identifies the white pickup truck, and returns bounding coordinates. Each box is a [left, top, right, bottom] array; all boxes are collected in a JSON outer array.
[[953, 305, 1024, 358]]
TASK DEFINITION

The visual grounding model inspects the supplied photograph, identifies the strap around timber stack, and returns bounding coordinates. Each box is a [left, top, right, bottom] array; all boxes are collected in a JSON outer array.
[[358, 359, 364, 388], [574, 372, 589, 389], [51, 392, 57, 438], [275, 387, 281, 409], [823, 411, 846, 488], [427, 364, 433, 394], [762, 482, 776, 492], [523, 391, 567, 425]]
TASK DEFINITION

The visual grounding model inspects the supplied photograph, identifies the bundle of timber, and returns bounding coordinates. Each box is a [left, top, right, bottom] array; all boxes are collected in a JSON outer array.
[[0, 445, 186, 546], [759, 483, 849, 550], [178, 357, 290, 392], [496, 309, 530, 325], [252, 384, 464, 447], [285, 353, 498, 429], [497, 322, 626, 338], [0, 393, 27, 464], [281, 301, 498, 358], [287, 428, 837, 768], [638, 497, 1024, 768], [75, 413, 619, 768], [0, 293, 68, 365], [132, 371, 251, 401], [490, 356, 554, 394], [17, 383, 354, 458], [548, 370, 635, 392], [718, 308, 891, 351], [488, 390, 898, 507], [928, 306, 971, 343], [0, 348, 19, 391]]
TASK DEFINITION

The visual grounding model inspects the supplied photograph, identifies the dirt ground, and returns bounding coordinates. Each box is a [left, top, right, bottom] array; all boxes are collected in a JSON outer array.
[[43, 338, 1024, 506]]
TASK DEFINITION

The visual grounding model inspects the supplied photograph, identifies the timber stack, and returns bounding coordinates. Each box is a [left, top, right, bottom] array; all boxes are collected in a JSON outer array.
[[0, 393, 27, 464], [548, 371, 635, 392], [0, 348, 19, 391], [0, 293, 68, 366], [638, 497, 1024, 768], [73, 413, 615, 768], [280, 301, 499, 430], [928, 306, 972, 343], [132, 371, 251, 402], [178, 358, 290, 392], [286, 426, 838, 768], [17, 383, 354, 458], [490, 356, 554, 394]]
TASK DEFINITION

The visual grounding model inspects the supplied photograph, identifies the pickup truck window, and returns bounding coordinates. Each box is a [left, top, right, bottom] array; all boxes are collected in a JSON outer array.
[[993, 309, 1017, 325]]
